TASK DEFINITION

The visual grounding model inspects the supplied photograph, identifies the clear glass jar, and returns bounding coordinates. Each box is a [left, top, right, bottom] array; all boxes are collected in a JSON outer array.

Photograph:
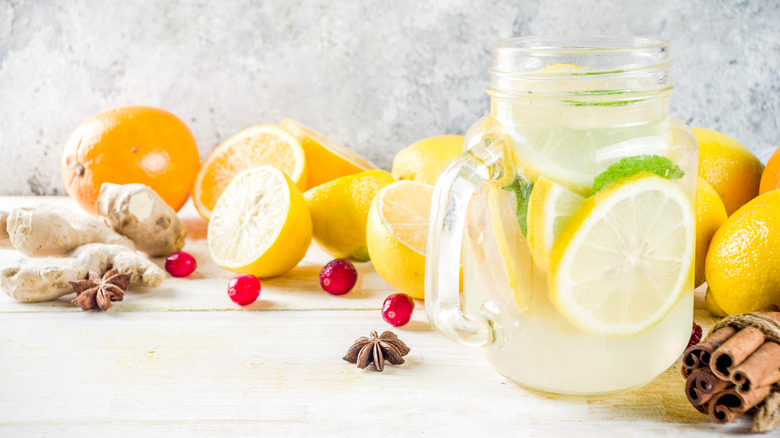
[[426, 36, 697, 396]]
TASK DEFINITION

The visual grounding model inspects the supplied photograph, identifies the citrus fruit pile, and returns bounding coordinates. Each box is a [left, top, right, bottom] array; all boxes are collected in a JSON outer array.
[[198, 121, 386, 277], [194, 128, 461, 298], [688, 129, 780, 317]]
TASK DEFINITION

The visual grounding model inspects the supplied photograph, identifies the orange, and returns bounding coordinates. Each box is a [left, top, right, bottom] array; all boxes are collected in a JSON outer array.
[[61, 106, 200, 215], [193, 125, 307, 220], [759, 145, 780, 194], [280, 119, 376, 189], [693, 127, 764, 216]]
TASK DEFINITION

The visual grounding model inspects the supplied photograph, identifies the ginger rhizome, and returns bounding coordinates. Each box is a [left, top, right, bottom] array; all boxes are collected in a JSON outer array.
[[1, 243, 164, 303], [97, 183, 186, 257], [5, 206, 133, 256], [0, 183, 187, 308]]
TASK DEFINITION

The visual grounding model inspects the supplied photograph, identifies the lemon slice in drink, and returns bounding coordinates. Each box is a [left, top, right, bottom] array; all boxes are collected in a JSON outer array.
[[549, 173, 695, 337], [527, 176, 584, 272], [366, 181, 432, 300], [207, 166, 312, 278], [486, 181, 533, 310]]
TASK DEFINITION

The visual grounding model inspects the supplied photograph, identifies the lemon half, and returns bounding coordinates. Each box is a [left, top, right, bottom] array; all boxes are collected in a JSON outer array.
[[549, 173, 695, 337], [207, 166, 312, 278], [193, 125, 307, 220], [366, 181, 433, 300]]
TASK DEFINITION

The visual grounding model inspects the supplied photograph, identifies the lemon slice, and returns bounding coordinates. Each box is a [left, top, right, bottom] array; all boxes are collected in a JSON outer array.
[[194, 125, 307, 220], [527, 176, 584, 271], [207, 166, 312, 278], [485, 181, 533, 310], [549, 173, 695, 337], [281, 119, 377, 189], [366, 181, 433, 300]]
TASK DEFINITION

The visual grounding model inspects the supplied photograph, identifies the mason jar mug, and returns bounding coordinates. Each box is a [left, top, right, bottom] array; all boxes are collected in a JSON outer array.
[[426, 36, 698, 395]]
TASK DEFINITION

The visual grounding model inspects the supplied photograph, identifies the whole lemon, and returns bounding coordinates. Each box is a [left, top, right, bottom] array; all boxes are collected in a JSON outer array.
[[61, 106, 200, 215], [694, 177, 728, 287], [391, 135, 464, 185], [304, 170, 394, 261], [705, 190, 780, 315], [693, 127, 763, 216]]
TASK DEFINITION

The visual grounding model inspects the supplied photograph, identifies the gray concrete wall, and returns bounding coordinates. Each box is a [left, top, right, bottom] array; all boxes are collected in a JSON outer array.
[[0, 0, 778, 195]]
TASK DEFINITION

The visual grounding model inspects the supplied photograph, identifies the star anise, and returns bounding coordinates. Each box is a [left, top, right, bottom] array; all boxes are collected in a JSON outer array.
[[343, 330, 410, 371], [69, 269, 131, 311]]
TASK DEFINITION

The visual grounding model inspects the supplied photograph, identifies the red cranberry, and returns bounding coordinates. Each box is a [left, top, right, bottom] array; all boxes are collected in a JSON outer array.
[[227, 274, 261, 306], [165, 251, 197, 277], [382, 293, 415, 327], [687, 322, 703, 349], [319, 259, 358, 295]]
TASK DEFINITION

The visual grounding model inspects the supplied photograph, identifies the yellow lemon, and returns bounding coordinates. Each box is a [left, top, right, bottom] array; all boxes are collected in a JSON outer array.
[[366, 181, 433, 300], [549, 173, 695, 337], [280, 119, 377, 189], [705, 286, 728, 318], [304, 170, 394, 261], [705, 190, 780, 315], [391, 135, 464, 185], [193, 125, 307, 220], [694, 177, 728, 287], [694, 127, 764, 216], [207, 166, 312, 278], [526, 176, 584, 272]]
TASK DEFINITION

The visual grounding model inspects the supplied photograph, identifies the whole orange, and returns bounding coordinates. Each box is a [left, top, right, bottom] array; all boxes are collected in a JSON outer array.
[[759, 145, 780, 195], [61, 106, 200, 214]]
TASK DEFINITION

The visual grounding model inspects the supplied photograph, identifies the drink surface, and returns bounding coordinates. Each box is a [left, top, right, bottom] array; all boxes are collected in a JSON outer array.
[[462, 98, 697, 394]]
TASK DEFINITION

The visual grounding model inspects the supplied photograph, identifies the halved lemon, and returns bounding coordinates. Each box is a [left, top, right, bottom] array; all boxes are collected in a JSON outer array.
[[366, 181, 433, 300], [549, 173, 695, 337], [193, 125, 307, 220], [527, 176, 584, 272], [485, 181, 534, 311], [207, 166, 312, 278], [281, 119, 376, 189]]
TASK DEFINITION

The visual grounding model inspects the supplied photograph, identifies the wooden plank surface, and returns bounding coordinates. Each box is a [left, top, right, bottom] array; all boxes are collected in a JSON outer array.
[[0, 197, 748, 436]]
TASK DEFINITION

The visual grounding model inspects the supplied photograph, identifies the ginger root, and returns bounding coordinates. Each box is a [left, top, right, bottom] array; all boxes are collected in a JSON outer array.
[[97, 183, 186, 257], [5, 206, 134, 256], [0, 243, 164, 303], [0, 211, 11, 249]]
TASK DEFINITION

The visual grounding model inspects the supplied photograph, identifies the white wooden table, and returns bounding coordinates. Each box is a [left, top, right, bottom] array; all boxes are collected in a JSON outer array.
[[0, 197, 746, 436]]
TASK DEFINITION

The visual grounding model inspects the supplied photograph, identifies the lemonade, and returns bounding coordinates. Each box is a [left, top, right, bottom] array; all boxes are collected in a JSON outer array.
[[462, 115, 697, 394], [426, 36, 699, 395]]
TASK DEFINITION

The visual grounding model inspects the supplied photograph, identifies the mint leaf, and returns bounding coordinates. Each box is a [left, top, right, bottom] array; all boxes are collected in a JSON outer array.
[[502, 177, 534, 236], [591, 155, 684, 195]]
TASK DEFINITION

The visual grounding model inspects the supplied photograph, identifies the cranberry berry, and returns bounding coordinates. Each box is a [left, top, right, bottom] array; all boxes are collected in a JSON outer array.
[[382, 293, 415, 327], [687, 321, 703, 349], [319, 259, 358, 295], [165, 251, 197, 277], [227, 274, 261, 306]]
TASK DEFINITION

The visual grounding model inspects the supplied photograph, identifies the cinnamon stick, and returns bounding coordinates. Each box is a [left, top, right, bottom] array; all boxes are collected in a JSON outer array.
[[709, 385, 773, 425], [731, 341, 780, 393], [710, 327, 765, 380], [682, 326, 736, 373], [685, 368, 732, 407]]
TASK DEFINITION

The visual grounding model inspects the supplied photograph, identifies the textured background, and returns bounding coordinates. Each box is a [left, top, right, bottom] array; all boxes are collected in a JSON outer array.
[[0, 0, 778, 195]]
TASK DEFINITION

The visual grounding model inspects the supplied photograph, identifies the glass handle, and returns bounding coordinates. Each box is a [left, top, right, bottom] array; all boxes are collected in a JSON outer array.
[[425, 138, 505, 347]]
